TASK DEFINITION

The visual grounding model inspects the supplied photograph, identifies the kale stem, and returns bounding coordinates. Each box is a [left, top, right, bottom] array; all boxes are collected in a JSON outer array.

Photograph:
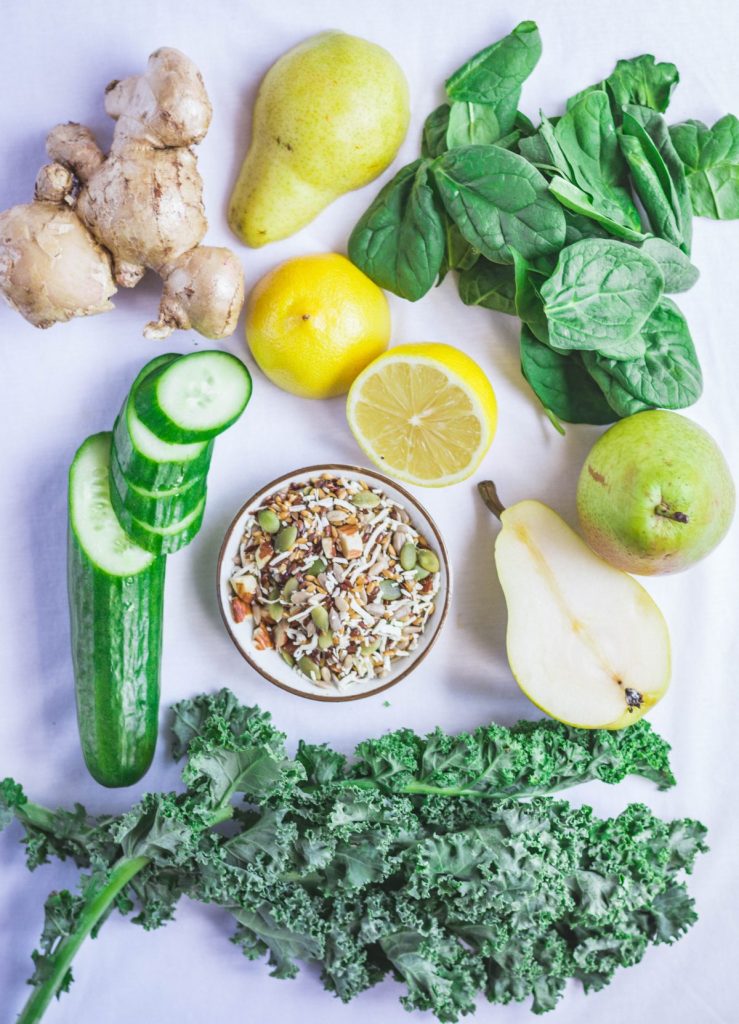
[[16, 855, 150, 1024], [13, 801, 234, 1024]]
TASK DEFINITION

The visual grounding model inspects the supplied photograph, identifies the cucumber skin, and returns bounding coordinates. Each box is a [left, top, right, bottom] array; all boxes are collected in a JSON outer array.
[[68, 527, 165, 788], [110, 449, 207, 528], [133, 354, 252, 443], [111, 481, 207, 555], [113, 403, 213, 492]]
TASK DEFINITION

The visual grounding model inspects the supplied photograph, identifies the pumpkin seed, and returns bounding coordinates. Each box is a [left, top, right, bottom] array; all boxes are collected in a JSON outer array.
[[351, 489, 380, 508], [417, 548, 440, 573], [257, 508, 280, 534], [297, 655, 319, 680], [317, 630, 334, 651], [281, 576, 299, 601], [380, 580, 401, 601], [280, 650, 295, 667], [275, 525, 298, 552], [310, 605, 329, 631], [415, 567, 431, 581], [306, 557, 326, 576], [400, 541, 417, 571], [361, 638, 381, 655], [266, 602, 283, 623]]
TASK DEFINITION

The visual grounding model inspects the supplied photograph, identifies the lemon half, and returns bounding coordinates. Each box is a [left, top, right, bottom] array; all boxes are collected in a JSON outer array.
[[346, 343, 497, 487]]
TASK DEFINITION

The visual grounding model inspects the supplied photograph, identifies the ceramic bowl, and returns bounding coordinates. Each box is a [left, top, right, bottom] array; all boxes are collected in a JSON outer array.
[[216, 464, 451, 701]]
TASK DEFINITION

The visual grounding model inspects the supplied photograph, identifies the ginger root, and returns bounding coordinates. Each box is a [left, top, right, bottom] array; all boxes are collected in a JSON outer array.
[[0, 47, 244, 340], [0, 189, 115, 329]]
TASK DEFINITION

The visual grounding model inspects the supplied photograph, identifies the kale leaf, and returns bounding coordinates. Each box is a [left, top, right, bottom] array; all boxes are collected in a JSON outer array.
[[0, 690, 704, 1024]]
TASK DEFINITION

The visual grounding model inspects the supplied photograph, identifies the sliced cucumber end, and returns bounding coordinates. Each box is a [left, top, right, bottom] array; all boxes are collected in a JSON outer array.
[[69, 433, 155, 576]]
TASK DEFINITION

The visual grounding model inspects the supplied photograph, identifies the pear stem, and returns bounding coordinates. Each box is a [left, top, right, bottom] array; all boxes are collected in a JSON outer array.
[[655, 503, 689, 524], [478, 481, 506, 520]]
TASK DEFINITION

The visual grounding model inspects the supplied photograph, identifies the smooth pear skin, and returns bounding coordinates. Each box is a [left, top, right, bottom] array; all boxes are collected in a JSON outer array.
[[577, 411, 735, 575], [495, 500, 671, 729], [229, 31, 410, 247]]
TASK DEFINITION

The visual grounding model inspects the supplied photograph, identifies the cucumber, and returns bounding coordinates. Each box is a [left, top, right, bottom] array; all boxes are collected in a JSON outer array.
[[110, 449, 207, 528], [68, 432, 165, 788], [113, 357, 214, 491], [134, 350, 252, 443], [111, 479, 207, 555]]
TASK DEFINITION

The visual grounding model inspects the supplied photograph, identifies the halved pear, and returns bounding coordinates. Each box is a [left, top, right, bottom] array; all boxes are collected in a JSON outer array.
[[491, 496, 670, 729]]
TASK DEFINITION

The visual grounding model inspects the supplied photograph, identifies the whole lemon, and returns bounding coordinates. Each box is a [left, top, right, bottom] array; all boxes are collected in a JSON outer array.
[[245, 254, 391, 399]]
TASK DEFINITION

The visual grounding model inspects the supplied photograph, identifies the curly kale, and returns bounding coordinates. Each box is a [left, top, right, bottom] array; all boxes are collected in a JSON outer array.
[[0, 689, 705, 1024]]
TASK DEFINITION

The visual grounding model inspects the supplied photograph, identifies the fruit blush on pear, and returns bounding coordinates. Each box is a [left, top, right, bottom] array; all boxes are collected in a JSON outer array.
[[576, 410, 735, 576]]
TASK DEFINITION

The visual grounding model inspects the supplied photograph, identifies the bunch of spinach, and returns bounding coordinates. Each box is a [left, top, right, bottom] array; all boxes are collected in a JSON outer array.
[[349, 22, 737, 428], [1, 689, 706, 1023]]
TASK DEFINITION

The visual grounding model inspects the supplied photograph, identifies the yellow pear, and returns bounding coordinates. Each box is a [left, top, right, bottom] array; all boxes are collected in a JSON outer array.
[[228, 32, 410, 247], [479, 483, 671, 730]]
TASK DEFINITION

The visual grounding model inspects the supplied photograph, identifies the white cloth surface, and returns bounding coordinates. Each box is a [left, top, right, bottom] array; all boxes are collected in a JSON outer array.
[[0, 1, 738, 1022]]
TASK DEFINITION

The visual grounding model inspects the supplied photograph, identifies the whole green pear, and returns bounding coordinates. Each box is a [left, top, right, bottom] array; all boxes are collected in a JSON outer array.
[[229, 31, 409, 247], [577, 410, 735, 575]]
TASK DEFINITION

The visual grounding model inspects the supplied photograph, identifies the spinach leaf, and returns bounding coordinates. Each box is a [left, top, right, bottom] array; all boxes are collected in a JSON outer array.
[[514, 110, 536, 137], [518, 128, 555, 168], [512, 250, 550, 343], [605, 55, 679, 115], [568, 54, 679, 121], [583, 298, 702, 415], [522, 95, 646, 240], [549, 176, 647, 241], [494, 128, 524, 151], [669, 115, 739, 220], [444, 23, 541, 149], [458, 260, 516, 315], [541, 238, 663, 356], [432, 145, 566, 263], [348, 160, 445, 301], [446, 105, 535, 151], [639, 238, 699, 293], [547, 92, 641, 232], [447, 101, 510, 148], [619, 105, 692, 252], [445, 20, 542, 106], [563, 209, 610, 244], [520, 325, 617, 424], [422, 105, 451, 159], [438, 219, 479, 283]]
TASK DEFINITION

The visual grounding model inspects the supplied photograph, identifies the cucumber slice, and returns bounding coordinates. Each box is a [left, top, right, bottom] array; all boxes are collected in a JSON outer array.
[[134, 350, 252, 443], [113, 355, 214, 491], [68, 432, 165, 788], [110, 450, 207, 528], [111, 479, 207, 555]]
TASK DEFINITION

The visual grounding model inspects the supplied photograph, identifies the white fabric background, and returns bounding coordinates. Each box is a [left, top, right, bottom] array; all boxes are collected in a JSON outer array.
[[1, 2, 737, 1022]]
